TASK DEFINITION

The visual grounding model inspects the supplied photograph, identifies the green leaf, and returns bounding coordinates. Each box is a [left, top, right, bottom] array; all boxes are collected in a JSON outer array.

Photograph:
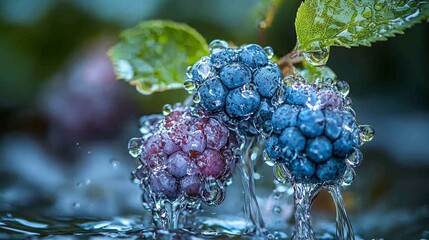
[[108, 20, 209, 95], [296, 0, 429, 51]]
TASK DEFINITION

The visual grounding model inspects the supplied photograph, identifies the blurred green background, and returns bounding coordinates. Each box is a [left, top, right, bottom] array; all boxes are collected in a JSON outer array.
[[0, 0, 428, 239]]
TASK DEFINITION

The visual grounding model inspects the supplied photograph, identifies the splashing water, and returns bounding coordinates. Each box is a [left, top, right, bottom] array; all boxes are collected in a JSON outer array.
[[239, 136, 267, 236], [291, 183, 322, 240]]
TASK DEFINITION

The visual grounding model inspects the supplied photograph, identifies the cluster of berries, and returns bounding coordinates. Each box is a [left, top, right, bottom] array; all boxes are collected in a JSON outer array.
[[127, 40, 373, 224], [186, 40, 282, 134], [186, 40, 372, 185], [265, 80, 362, 183], [130, 106, 240, 205]]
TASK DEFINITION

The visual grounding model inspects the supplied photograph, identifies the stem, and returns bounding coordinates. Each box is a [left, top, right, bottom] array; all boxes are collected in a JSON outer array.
[[327, 185, 355, 240], [240, 136, 266, 235], [277, 49, 304, 67], [291, 182, 321, 240], [277, 48, 304, 77]]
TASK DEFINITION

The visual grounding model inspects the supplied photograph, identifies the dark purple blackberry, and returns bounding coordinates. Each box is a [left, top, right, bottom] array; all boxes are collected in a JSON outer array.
[[129, 105, 240, 205]]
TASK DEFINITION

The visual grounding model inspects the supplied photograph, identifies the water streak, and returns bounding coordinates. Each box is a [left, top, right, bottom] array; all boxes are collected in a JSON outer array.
[[327, 185, 355, 240], [239, 136, 266, 235]]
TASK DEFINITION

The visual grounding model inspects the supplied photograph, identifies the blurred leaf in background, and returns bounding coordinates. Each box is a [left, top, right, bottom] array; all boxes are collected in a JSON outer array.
[[108, 20, 209, 95]]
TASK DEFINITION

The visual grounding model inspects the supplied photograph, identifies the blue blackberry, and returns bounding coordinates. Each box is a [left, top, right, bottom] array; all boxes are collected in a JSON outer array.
[[186, 40, 283, 135], [264, 78, 373, 184]]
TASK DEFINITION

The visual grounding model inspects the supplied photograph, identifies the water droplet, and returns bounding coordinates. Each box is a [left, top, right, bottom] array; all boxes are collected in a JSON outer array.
[[209, 39, 228, 52], [342, 168, 356, 186], [324, 78, 333, 85], [303, 47, 330, 66], [128, 137, 143, 158], [264, 46, 274, 59], [197, 58, 214, 80], [283, 75, 295, 86], [253, 172, 261, 180], [110, 158, 120, 168], [359, 125, 375, 142], [183, 79, 196, 92], [271, 86, 285, 106], [186, 66, 193, 78], [162, 104, 173, 116], [273, 164, 290, 184], [336, 81, 350, 96], [263, 151, 275, 167], [347, 149, 363, 167], [192, 92, 201, 103], [374, 3, 383, 11], [362, 7, 373, 18], [344, 97, 353, 107]]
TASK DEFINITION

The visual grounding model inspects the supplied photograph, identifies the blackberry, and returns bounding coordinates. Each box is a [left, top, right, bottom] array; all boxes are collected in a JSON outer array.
[[129, 105, 240, 205], [264, 78, 373, 184], [186, 40, 283, 135]]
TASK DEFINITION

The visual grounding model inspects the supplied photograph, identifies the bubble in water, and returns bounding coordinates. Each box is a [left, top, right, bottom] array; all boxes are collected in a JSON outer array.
[[336, 81, 350, 96], [303, 47, 330, 66], [209, 39, 228, 52], [362, 7, 373, 18], [192, 92, 201, 103], [359, 125, 375, 143], [263, 150, 276, 167], [186, 66, 193, 78], [73, 202, 81, 208], [264, 46, 274, 59], [128, 137, 143, 158], [347, 149, 363, 167], [183, 79, 196, 92], [87, 151, 92, 155], [162, 104, 173, 116], [201, 179, 226, 207], [342, 168, 356, 187]]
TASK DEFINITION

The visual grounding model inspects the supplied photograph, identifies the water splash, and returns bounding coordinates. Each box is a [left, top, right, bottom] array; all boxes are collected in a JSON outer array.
[[291, 182, 321, 240], [239, 136, 267, 236], [327, 185, 355, 240]]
